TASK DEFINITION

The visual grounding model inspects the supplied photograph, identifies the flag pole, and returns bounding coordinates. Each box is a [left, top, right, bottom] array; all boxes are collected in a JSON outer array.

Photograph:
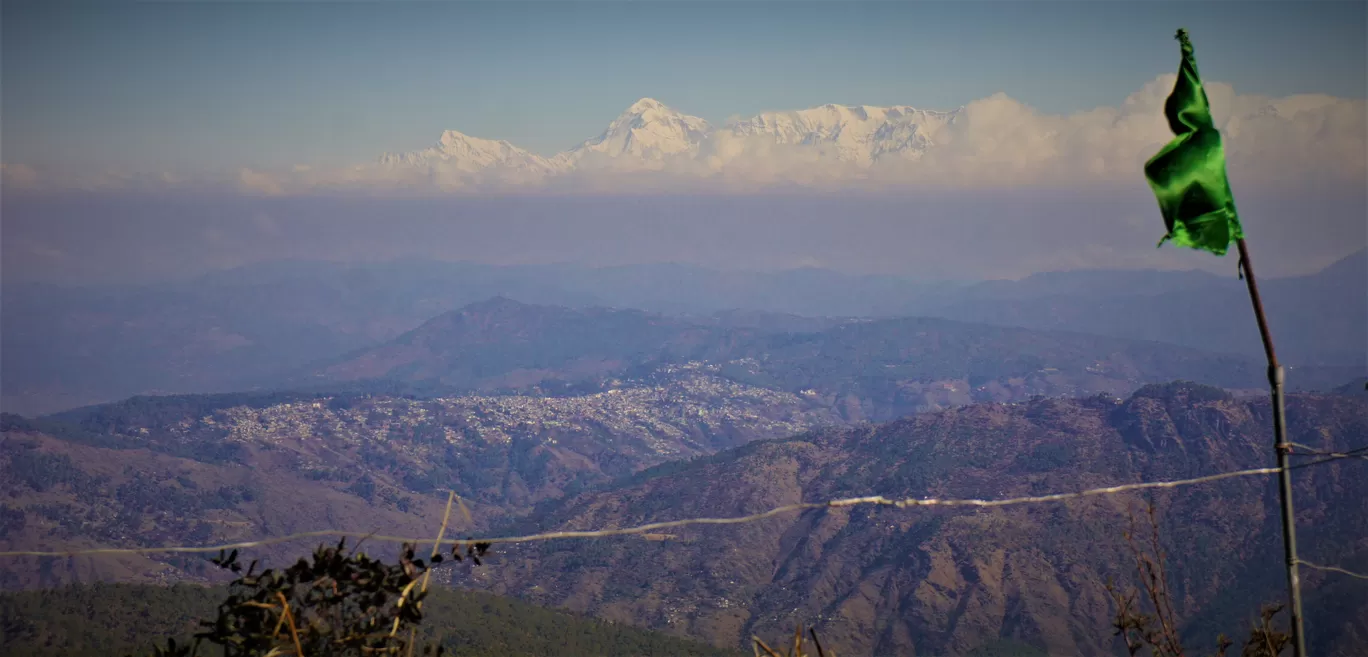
[[1235, 238, 1307, 657]]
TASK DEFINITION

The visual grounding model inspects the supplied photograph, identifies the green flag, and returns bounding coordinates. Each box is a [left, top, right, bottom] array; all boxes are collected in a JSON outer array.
[[1143, 29, 1243, 256]]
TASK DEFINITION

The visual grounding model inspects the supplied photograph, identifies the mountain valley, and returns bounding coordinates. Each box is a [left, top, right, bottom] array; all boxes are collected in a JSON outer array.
[[3, 383, 1365, 655], [5, 6, 1365, 657], [2, 255, 1363, 657]]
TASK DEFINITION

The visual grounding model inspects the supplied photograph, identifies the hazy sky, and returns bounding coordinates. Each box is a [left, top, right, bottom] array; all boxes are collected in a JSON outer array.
[[4, 0, 1365, 173], [3, 1, 1365, 284]]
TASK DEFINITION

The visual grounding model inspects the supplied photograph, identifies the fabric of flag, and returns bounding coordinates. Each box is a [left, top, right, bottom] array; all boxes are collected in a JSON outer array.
[[1143, 29, 1243, 256]]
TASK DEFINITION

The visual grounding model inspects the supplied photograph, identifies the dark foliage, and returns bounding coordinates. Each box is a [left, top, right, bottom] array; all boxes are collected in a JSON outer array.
[[1, 412, 137, 449], [48, 392, 325, 430], [135, 539, 457, 657], [4, 450, 104, 495], [1330, 376, 1368, 396], [1130, 381, 1235, 404], [0, 579, 736, 657]]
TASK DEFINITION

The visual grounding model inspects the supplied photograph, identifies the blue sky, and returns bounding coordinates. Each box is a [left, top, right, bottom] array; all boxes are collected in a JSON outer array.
[[3, 0, 1365, 174]]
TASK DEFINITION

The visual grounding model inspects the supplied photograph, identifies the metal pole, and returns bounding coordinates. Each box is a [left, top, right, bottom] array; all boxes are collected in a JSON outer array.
[[1236, 238, 1307, 657]]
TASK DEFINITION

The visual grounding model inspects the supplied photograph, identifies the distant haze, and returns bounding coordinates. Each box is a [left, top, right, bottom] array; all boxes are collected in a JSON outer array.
[[4, 187, 1363, 286]]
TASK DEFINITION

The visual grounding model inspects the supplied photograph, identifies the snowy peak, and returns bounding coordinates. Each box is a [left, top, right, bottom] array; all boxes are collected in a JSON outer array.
[[567, 97, 712, 162], [379, 129, 558, 174], [376, 98, 968, 176], [727, 103, 961, 164], [625, 97, 669, 114], [432, 130, 525, 161]]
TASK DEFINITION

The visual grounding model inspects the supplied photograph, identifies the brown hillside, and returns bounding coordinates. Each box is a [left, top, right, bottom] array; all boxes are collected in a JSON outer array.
[[463, 387, 1368, 656]]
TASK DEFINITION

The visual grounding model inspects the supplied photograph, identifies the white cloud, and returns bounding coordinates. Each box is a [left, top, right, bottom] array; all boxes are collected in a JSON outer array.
[[0, 163, 41, 191], [237, 168, 287, 197], [6, 75, 1364, 196], [3, 164, 219, 193], [549, 77, 1364, 192]]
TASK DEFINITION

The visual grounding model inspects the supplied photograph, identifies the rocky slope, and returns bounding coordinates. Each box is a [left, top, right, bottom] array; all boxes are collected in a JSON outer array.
[[461, 385, 1368, 656], [0, 369, 839, 588], [4, 383, 1364, 655]]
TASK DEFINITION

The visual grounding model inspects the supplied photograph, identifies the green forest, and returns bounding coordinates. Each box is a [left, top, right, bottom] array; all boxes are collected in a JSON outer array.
[[0, 581, 737, 657]]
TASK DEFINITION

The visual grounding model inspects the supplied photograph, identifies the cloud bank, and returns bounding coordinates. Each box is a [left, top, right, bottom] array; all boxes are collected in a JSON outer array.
[[4, 75, 1364, 196]]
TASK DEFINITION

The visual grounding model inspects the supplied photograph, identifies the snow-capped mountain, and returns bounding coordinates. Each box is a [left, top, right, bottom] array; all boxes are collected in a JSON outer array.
[[6, 81, 1361, 196], [728, 104, 960, 164], [378, 130, 560, 175], [562, 98, 712, 165], [378, 97, 961, 177], [366, 87, 1365, 191]]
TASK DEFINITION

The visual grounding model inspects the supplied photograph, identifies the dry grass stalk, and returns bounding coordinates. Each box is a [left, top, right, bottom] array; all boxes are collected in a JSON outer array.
[[1106, 500, 1290, 657], [752, 623, 834, 657], [392, 491, 456, 641]]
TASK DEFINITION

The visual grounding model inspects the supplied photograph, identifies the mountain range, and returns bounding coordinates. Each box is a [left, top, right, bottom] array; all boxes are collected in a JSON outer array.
[[2, 291, 1320, 545], [3, 266, 1364, 653], [359, 88, 1365, 191], [375, 97, 961, 183], [293, 296, 1299, 423], [4, 383, 1366, 655], [3, 251, 1362, 416], [5, 77, 1364, 194]]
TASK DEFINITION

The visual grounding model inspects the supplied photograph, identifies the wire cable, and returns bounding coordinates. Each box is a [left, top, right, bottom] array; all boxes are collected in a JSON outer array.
[[1296, 560, 1368, 581], [1289, 451, 1368, 471], [0, 466, 1280, 559], [1286, 443, 1368, 460]]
